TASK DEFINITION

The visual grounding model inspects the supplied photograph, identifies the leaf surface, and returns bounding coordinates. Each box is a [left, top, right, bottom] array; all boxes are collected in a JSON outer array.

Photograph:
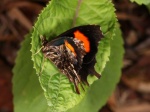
[[13, 34, 50, 112], [31, 0, 117, 111]]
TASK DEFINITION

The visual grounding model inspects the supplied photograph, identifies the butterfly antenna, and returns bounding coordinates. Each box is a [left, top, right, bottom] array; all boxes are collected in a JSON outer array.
[[38, 57, 46, 76], [33, 46, 44, 55]]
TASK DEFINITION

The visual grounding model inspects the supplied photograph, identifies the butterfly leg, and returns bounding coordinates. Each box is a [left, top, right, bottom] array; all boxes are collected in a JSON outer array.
[[89, 68, 101, 79], [74, 78, 80, 94]]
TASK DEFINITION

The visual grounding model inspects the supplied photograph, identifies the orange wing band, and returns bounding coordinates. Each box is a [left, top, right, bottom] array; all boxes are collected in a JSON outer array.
[[74, 30, 90, 52], [64, 40, 77, 56]]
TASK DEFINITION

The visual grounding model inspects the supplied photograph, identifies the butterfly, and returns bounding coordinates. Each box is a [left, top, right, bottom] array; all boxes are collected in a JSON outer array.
[[40, 25, 103, 94]]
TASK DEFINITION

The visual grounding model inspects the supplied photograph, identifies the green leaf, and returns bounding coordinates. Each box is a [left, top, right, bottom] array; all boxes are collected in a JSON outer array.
[[12, 34, 50, 112], [130, 0, 150, 5], [68, 24, 124, 112], [31, 0, 117, 111], [12, 3, 123, 112], [13, 23, 124, 112]]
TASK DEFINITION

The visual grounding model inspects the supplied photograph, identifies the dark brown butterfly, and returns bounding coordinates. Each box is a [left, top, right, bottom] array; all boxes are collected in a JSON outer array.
[[40, 25, 103, 94]]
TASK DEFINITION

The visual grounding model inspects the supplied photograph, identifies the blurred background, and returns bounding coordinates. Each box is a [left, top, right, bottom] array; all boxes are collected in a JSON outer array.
[[0, 0, 150, 112]]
